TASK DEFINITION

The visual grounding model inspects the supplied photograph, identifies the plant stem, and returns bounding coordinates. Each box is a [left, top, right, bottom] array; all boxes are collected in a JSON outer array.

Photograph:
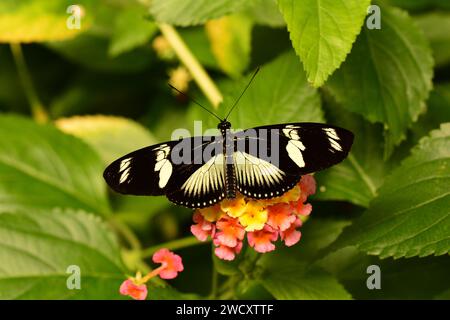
[[10, 43, 48, 123], [209, 267, 219, 299], [141, 236, 209, 258], [158, 23, 223, 108]]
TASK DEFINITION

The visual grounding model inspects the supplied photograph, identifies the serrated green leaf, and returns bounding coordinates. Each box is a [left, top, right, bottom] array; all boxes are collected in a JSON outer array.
[[55, 115, 156, 165], [326, 5, 434, 157], [206, 14, 253, 78], [0, 209, 125, 299], [417, 12, 450, 67], [108, 7, 158, 57], [333, 123, 450, 259], [150, 0, 246, 27], [0, 115, 109, 214], [0, 0, 94, 43], [314, 97, 387, 207], [277, 0, 370, 86], [260, 260, 351, 300]]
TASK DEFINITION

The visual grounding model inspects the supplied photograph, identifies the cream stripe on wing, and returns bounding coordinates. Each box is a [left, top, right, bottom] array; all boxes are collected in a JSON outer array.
[[234, 151, 284, 188], [181, 155, 224, 197]]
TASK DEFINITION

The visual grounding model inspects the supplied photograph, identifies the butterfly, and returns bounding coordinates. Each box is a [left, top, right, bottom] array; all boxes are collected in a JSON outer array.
[[103, 68, 354, 209]]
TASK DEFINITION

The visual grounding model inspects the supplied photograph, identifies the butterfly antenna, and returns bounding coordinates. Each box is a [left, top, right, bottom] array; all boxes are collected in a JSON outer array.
[[168, 84, 223, 122], [224, 66, 260, 120]]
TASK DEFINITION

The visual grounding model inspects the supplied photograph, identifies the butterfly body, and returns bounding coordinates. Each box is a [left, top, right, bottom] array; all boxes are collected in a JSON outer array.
[[103, 121, 354, 209], [219, 120, 237, 199]]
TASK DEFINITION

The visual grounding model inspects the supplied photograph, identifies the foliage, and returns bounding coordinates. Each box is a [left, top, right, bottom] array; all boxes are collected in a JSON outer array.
[[0, 0, 449, 300]]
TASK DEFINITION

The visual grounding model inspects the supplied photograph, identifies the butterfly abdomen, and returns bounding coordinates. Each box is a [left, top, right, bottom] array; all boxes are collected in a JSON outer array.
[[225, 163, 236, 198], [223, 128, 237, 198]]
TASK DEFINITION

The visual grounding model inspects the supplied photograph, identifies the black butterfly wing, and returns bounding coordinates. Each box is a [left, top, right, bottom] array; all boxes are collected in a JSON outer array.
[[271, 122, 354, 174], [104, 141, 175, 196], [233, 122, 354, 198], [103, 136, 226, 208]]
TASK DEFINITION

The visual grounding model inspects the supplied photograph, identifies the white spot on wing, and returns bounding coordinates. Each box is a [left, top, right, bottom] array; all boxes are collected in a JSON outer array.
[[119, 168, 130, 184], [323, 128, 343, 151], [157, 160, 172, 188], [286, 140, 306, 168], [323, 128, 339, 140], [119, 158, 132, 184], [154, 145, 172, 188]]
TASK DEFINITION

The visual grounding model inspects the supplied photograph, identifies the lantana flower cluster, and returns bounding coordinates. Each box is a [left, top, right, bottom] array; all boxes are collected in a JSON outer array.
[[190, 175, 316, 261], [120, 248, 183, 300]]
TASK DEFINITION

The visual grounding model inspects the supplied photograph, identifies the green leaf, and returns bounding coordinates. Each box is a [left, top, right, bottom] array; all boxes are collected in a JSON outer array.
[[0, 0, 94, 43], [326, 5, 434, 157], [108, 7, 158, 57], [384, 0, 450, 11], [151, 284, 200, 300], [0, 209, 125, 299], [235, 281, 274, 299], [277, 0, 370, 86], [417, 12, 450, 67], [245, 0, 285, 27], [366, 256, 450, 299], [435, 288, 450, 300], [260, 260, 351, 300], [411, 84, 450, 143], [333, 123, 450, 259], [205, 14, 253, 78], [190, 51, 324, 130], [47, 33, 153, 73], [257, 218, 352, 299], [54, 115, 167, 228], [179, 27, 219, 70], [0, 115, 109, 215], [314, 96, 387, 207], [55, 115, 156, 165], [262, 218, 352, 263], [318, 247, 450, 299], [150, 0, 246, 26]]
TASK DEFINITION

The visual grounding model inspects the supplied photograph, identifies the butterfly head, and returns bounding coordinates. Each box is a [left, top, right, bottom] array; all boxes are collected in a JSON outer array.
[[218, 120, 231, 130]]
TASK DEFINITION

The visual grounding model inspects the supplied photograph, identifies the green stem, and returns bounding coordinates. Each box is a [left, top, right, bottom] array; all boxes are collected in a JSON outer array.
[[209, 267, 219, 299], [10, 43, 48, 123], [141, 236, 209, 258], [158, 23, 223, 108]]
